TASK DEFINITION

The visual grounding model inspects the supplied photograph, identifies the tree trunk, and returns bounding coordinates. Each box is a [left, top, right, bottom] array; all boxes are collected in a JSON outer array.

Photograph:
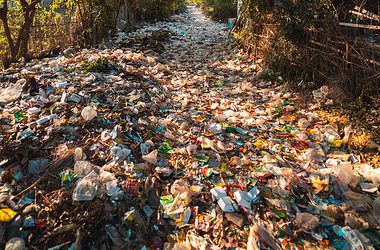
[[0, 0, 40, 65], [17, 1, 39, 60], [0, 0, 18, 61], [19, 8, 36, 59]]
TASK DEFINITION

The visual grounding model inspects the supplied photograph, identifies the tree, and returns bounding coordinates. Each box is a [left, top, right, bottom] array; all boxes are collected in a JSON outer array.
[[0, 0, 41, 63]]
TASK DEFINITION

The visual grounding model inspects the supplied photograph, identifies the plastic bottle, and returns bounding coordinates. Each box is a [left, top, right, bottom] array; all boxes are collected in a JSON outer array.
[[35, 114, 59, 125]]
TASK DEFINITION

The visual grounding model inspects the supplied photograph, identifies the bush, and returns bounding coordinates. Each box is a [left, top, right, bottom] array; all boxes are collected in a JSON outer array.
[[0, 0, 186, 68], [129, 0, 186, 22], [210, 1, 237, 22], [190, 0, 237, 22], [235, 0, 379, 100], [76, 0, 124, 45], [81, 57, 110, 73]]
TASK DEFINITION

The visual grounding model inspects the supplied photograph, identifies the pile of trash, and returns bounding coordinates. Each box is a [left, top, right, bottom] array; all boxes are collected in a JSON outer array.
[[1, 5, 379, 250]]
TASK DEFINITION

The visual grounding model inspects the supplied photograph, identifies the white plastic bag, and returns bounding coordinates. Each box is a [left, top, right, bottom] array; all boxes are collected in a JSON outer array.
[[0, 82, 23, 104]]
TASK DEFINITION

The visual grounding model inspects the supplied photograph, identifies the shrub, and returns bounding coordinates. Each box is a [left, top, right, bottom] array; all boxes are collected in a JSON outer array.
[[189, 0, 237, 22], [81, 57, 110, 73]]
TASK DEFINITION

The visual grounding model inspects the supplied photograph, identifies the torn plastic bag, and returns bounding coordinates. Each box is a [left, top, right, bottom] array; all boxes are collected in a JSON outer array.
[[72, 171, 99, 201]]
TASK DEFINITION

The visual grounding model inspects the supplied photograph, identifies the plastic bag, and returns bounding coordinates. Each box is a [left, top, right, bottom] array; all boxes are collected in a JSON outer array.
[[171, 179, 191, 201], [208, 123, 223, 134], [334, 162, 359, 187], [72, 172, 98, 201], [356, 164, 380, 185], [247, 223, 280, 250], [5, 237, 26, 250], [28, 159, 49, 175], [343, 191, 372, 212], [110, 146, 131, 160], [81, 106, 97, 121], [295, 213, 319, 231], [106, 179, 121, 200], [74, 147, 87, 162], [0, 82, 23, 104], [74, 161, 94, 177], [312, 85, 329, 100], [142, 150, 158, 165]]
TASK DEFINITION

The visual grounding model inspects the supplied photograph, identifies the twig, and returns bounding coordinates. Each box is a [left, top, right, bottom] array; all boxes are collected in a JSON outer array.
[[36, 187, 57, 210], [339, 22, 380, 30]]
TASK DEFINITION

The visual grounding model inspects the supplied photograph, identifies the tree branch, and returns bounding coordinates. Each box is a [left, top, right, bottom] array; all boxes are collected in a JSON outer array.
[[29, 0, 41, 10], [19, 0, 28, 8]]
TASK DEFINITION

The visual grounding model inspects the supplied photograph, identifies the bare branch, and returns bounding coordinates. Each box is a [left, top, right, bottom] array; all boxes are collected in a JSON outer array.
[[29, 0, 41, 8], [19, 0, 28, 8]]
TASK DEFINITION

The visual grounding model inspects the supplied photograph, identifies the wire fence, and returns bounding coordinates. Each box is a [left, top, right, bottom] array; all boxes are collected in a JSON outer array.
[[0, 9, 82, 68], [239, 3, 379, 97]]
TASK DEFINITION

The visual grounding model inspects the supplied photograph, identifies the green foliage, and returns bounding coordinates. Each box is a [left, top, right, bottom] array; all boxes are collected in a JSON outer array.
[[209, 0, 236, 22], [142, 0, 186, 21], [274, 0, 336, 44], [235, 0, 337, 81], [190, 0, 236, 21], [0, 0, 187, 68], [81, 57, 110, 73], [236, 0, 379, 100], [75, 0, 123, 44], [0, 0, 76, 67]]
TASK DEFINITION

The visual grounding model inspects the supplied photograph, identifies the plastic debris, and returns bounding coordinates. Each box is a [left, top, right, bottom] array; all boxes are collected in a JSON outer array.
[[0, 81, 23, 104], [0, 4, 378, 250], [74, 161, 94, 177], [142, 150, 159, 165], [248, 223, 281, 250], [295, 213, 319, 231], [334, 162, 360, 187], [0, 208, 18, 223], [72, 172, 98, 201], [5, 237, 26, 250], [81, 106, 97, 121], [28, 159, 49, 175]]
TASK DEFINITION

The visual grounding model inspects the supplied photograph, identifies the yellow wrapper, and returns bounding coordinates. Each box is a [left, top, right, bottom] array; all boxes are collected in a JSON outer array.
[[0, 208, 18, 222]]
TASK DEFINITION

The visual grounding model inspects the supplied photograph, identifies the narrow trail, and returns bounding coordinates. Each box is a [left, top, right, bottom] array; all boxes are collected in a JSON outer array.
[[0, 5, 379, 250]]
